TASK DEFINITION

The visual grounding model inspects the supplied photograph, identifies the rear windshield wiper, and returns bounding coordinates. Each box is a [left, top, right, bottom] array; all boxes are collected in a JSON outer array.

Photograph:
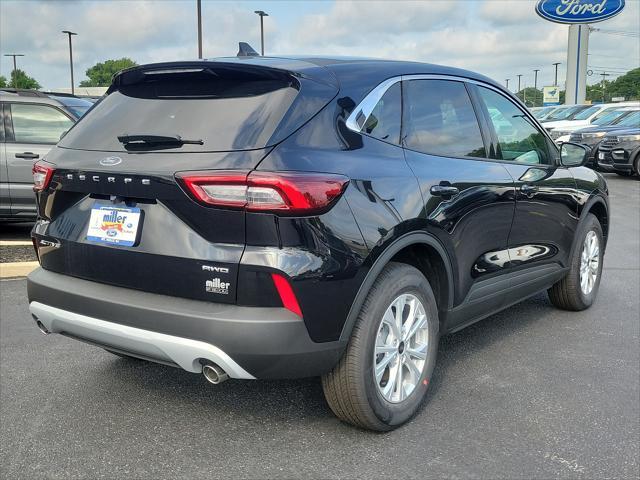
[[117, 134, 204, 148]]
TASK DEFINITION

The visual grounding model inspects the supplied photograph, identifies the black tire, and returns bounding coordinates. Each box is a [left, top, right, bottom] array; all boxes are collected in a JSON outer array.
[[633, 154, 640, 178], [321, 262, 439, 431], [548, 213, 603, 311], [104, 349, 145, 361]]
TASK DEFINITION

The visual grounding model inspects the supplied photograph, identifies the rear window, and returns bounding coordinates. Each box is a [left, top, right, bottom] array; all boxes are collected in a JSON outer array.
[[58, 66, 335, 153], [50, 96, 94, 118]]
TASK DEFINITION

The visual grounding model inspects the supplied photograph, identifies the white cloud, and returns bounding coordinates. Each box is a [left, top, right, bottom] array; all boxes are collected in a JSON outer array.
[[291, 0, 464, 47], [0, 0, 637, 91]]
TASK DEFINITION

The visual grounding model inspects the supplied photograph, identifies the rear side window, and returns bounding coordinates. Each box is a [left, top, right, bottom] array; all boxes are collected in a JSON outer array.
[[363, 82, 401, 144], [402, 80, 486, 158], [11, 103, 74, 144], [478, 87, 550, 165], [58, 67, 335, 153]]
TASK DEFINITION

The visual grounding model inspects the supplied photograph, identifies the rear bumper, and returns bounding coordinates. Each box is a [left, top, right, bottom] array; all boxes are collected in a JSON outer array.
[[27, 268, 346, 379]]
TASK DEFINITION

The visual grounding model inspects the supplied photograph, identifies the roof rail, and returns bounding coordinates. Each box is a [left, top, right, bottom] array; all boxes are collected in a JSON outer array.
[[0, 88, 49, 97]]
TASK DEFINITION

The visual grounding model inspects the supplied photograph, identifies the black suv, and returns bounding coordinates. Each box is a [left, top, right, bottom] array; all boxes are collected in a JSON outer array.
[[596, 128, 640, 177], [27, 57, 609, 431]]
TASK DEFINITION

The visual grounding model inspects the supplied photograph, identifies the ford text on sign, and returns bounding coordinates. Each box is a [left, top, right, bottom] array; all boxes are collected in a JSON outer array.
[[536, 0, 625, 23]]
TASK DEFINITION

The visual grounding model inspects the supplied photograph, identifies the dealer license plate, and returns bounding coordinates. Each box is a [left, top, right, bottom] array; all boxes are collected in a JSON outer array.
[[86, 204, 141, 246]]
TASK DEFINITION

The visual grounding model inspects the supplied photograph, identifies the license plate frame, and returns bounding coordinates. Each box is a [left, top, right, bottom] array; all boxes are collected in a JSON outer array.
[[86, 203, 142, 247]]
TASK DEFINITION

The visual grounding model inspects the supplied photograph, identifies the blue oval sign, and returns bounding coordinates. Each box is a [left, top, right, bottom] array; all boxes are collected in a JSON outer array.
[[536, 0, 625, 24]]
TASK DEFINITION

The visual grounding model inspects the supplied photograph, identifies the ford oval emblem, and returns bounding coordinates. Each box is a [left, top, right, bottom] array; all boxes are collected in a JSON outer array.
[[99, 156, 122, 166], [536, 0, 625, 24]]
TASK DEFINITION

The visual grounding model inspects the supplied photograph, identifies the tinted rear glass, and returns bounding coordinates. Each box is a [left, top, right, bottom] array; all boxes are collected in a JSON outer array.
[[57, 67, 331, 153], [50, 96, 94, 118]]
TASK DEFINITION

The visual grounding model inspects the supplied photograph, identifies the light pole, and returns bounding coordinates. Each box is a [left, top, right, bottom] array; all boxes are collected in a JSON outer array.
[[517, 74, 522, 95], [254, 10, 268, 56], [197, 0, 202, 59], [553, 62, 561, 86], [62, 30, 77, 95], [505, 78, 510, 90], [4, 53, 24, 88], [600, 72, 610, 103], [533, 69, 540, 106]]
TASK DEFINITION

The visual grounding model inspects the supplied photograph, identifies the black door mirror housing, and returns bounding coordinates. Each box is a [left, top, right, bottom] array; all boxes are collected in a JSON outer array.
[[560, 142, 589, 167]]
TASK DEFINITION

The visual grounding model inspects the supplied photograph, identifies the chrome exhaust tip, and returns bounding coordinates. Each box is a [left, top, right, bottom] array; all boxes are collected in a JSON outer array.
[[202, 363, 229, 385], [36, 320, 50, 335]]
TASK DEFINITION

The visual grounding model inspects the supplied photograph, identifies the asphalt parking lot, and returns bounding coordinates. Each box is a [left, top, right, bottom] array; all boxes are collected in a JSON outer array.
[[1, 174, 638, 479]]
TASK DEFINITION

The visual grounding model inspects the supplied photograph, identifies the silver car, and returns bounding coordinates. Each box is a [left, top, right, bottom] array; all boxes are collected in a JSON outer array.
[[0, 90, 92, 221]]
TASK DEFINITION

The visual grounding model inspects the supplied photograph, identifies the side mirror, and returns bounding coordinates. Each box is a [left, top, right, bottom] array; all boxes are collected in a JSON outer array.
[[560, 142, 589, 167]]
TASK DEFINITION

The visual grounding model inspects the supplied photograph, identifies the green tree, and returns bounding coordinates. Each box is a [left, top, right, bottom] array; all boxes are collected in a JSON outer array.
[[585, 68, 639, 103], [0, 75, 7, 88], [605, 68, 640, 101], [516, 87, 543, 107], [9, 69, 41, 89], [79, 58, 137, 87]]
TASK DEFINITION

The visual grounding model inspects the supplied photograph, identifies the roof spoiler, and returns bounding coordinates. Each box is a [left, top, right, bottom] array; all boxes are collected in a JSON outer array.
[[237, 42, 260, 57]]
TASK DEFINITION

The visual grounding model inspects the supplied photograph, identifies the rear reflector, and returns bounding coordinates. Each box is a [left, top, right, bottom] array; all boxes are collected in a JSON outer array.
[[32, 161, 55, 192], [176, 170, 349, 215], [271, 273, 302, 317]]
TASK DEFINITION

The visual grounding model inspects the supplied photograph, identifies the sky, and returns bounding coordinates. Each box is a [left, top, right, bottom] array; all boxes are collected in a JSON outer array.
[[1, 0, 639, 91]]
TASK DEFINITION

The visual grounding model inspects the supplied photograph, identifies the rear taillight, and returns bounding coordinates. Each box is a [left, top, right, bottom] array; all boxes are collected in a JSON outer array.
[[32, 162, 55, 192], [177, 170, 349, 215]]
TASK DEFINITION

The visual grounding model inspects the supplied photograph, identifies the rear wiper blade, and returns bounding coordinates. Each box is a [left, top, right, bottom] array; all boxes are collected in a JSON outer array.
[[117, 134, 204, 146]]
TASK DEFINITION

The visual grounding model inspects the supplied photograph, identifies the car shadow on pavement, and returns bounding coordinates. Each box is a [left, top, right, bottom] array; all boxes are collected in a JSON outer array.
[[93, 292, 554, 430]]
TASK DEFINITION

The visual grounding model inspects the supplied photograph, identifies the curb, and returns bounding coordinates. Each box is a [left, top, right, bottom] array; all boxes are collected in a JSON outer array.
[[0, 261, 39, 279]]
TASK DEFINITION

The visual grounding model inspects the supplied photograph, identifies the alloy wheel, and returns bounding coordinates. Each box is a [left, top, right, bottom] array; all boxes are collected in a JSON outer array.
[[580, 231, 600, 295], [373, 293, 429, 403]]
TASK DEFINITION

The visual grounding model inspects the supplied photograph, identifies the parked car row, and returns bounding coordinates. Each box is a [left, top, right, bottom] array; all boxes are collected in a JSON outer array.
[[0, 89, 94, 221], [529, 102, 640, 178]]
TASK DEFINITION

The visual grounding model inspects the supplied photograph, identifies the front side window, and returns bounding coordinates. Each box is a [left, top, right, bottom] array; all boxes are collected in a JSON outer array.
[[11, 104, 74, 144], [402, 79, 486, 158], [546, 105, 583, 121], [478, 87, 550, 165], [362, 82, 401, 144], [594, 109, 626, 126]]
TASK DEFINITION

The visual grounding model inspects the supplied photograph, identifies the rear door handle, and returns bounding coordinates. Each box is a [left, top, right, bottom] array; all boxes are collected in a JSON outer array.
[[15, 152, 39, 159], [430, 184, 459, 197], [520, 184, 539, 196]]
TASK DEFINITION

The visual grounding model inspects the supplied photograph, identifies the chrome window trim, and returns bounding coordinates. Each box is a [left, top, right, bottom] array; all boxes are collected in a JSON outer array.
[[344, 77, 401, 132], [345, 73, 556, 151]]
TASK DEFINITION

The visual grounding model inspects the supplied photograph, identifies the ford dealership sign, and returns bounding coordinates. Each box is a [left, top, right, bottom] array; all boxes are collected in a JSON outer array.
[[536, 0, 625, 23]]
